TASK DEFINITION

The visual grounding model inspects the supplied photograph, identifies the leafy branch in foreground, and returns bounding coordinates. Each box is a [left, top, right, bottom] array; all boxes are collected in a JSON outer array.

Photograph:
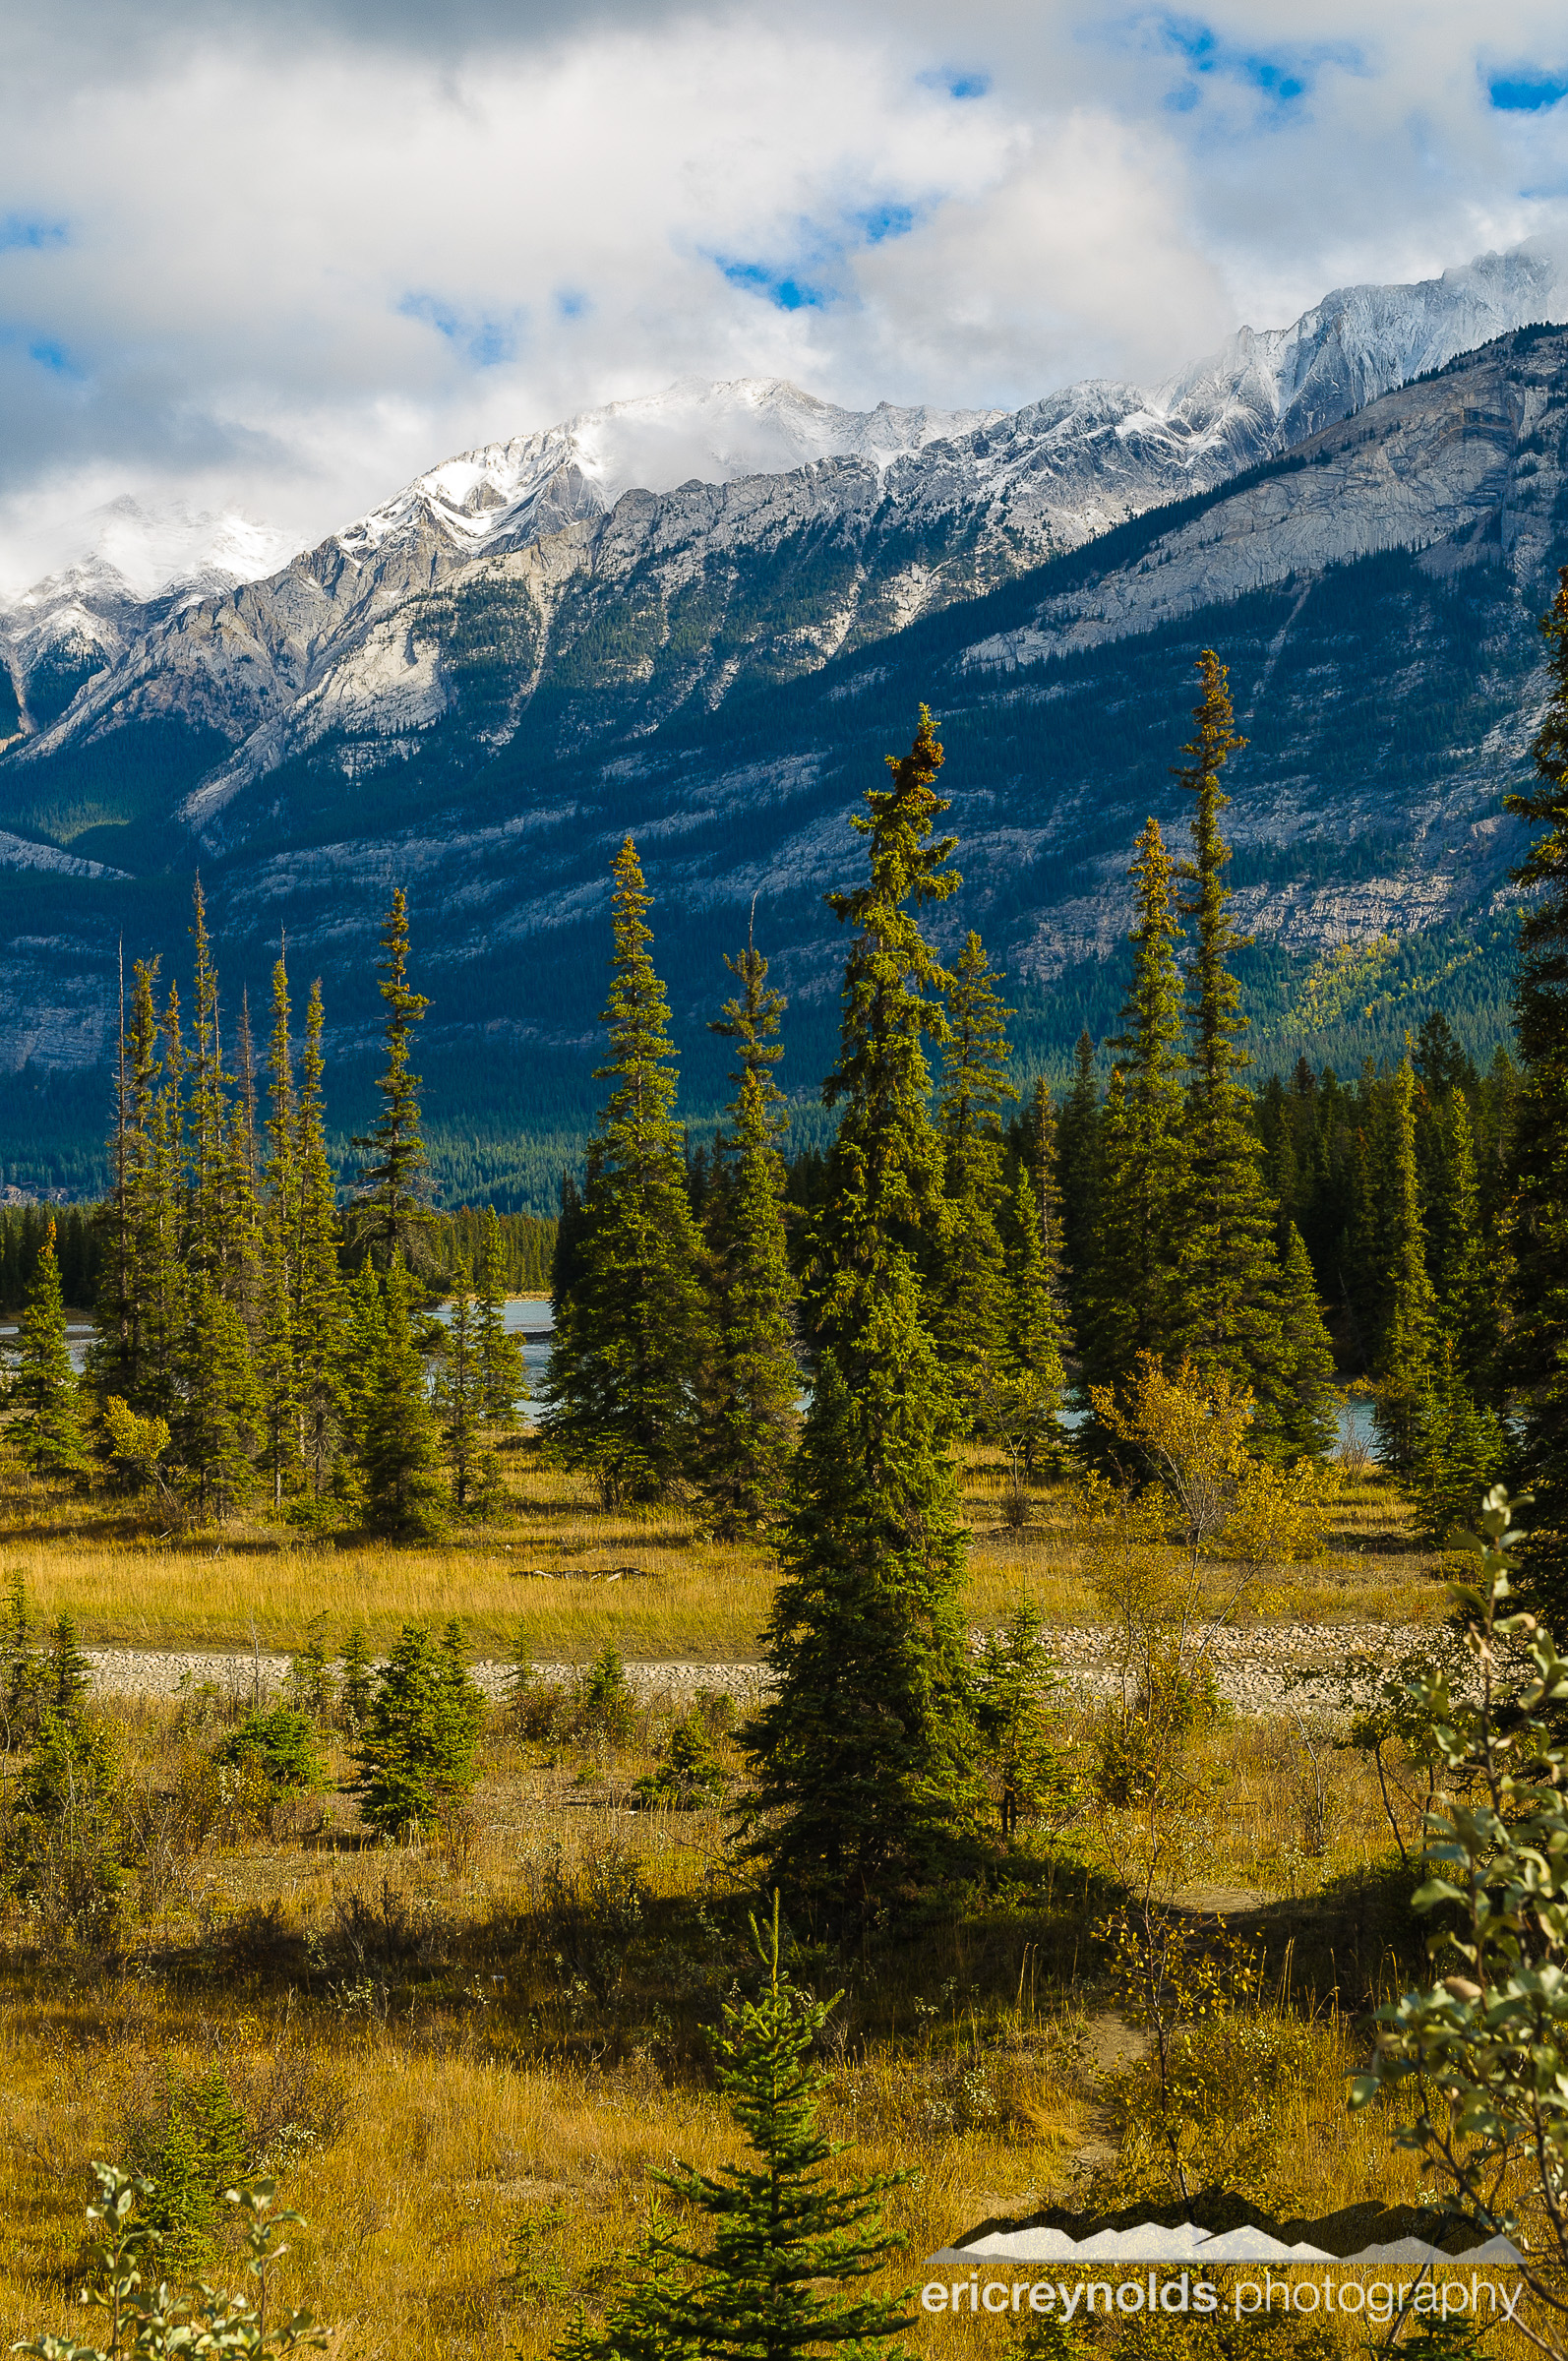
[[14, 2162, 325, 2361], [1350, 1484, 1568, 2355]]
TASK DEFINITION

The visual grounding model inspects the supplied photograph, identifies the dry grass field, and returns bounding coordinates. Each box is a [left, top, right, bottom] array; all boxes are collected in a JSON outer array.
[[0, 1437, 1517, 2360]]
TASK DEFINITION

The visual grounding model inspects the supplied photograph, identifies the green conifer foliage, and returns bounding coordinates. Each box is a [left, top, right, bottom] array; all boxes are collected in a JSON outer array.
[[294, 981, 346, 1495], [177, 1274, 260, 1522], [999, 1082, 1073, 1461], [258, 956, 301, 1507], [1084, 816, 1187, 1387], [972, 1600, 1072, 1836], [1407, 1338, 1506, 1550], [748, 709, 980, 1917], [350, 1619, 483, 1838], [1372, 1055, 1438, 1476], [1274, 1223, 1339, 1461], [474, 1207, 525, 1427], [1172, 652, 1291, 1447], [10, 1221, 89, 1478], [350, 888, 435, 1274], [439, 1255, 482, 1510], [701, 930, 801, 1537], [932, 930, 1016, 1425], [1427, 1085, 1496, 1402], [543, 838, 711, 1504], [360, 1254, 445, 1538], [1509, 567, 1568, 1599], [1056, 1028, 1102, 1332], [566, 1900, 914, 2361]]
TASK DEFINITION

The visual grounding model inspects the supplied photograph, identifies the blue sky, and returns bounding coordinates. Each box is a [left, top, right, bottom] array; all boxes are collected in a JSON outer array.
[[0, 0, 1566, 585]]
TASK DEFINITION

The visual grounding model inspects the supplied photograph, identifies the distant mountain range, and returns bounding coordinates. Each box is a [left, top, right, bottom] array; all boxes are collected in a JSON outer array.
[[0, 243, 1564, 1205]]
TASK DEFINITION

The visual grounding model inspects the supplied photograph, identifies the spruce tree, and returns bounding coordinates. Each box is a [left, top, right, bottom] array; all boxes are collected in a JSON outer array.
[[438, 1254, 482, 1510], [1083, 816, 1187, 1388], [10, 1223, 89, 1479], [293, 980, 346, 1494], [350, 888, 435, 1274], [1372, 1053, 1438, 1476], [567, 1899, 914, 2361], [474, 1206, 524, 1428], [350, 1619, 483, 1838], [1509, 565, 1568, 1602], [1056, 1027, 1102, 1332], [178, 1275, 259, 1521], [1172, 652, 1291, 1448], [931, 930, 1015, 1425], [701, 929, 801, 1537], [1427, 1085, 1495, 1401], [543, 838, 711, 1503], [1274, 1222, 1339, 1461], [1000, 1082, 1073, 1460], [359, 1254, 445, 1537], [258, 955, 301, 1507], [747, 708, 981, 1916]]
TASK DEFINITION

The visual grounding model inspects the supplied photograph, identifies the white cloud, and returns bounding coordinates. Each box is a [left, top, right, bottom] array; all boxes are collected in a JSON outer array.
[[0, 0, 1566, 586]]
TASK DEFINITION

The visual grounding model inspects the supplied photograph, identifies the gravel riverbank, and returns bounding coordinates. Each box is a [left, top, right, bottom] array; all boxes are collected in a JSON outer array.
[[83, 1621, 1403, 1721]]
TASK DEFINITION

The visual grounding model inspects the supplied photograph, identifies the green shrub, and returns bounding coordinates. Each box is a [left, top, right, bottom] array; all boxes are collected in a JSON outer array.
[[213, 1708, 322, 1805], [573, 1647, 637, 1745], [634, 1712, 723, 1810]]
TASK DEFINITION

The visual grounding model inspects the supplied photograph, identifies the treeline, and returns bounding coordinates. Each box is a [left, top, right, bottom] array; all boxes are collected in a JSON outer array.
[[3, 890, 522, 1530], [0, 1201, 554, 1312]]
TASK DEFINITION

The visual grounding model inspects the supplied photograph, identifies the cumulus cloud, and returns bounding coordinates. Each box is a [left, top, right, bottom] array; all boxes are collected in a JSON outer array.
[[1, 0, 1566, 587]]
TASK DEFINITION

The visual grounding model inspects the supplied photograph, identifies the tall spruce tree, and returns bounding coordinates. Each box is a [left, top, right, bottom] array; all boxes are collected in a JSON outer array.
[[360, 1253, 445, 1537], [1003, 1080, 1073, 1440], [293, 980, 346, 1494], [543, 839, 711, 1503], [1172, 652, 1292, 1450], [701, 928, 801, 1537], [438, 1255, 482, 1510], [474, 1206, 525, 1428], [10, 1224, 89, 1479], [1372, 1052, 1438, 1475], [1056, 1027, 1102, 1332], [1083, 816, 1188, 1389], [1275, 1222, 1339, 1461], [258, 955, 301, 1507], [350, 888, 435, 1274], [747, 708, 982, 1917], [1427, 1084, 1495, 1402], [1508, 565, 1568, 1601], [931, 930, 1015, 1424]]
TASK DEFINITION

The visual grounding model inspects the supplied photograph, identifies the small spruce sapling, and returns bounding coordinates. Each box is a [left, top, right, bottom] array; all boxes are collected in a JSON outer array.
[[350, 1619, 485, 1840]]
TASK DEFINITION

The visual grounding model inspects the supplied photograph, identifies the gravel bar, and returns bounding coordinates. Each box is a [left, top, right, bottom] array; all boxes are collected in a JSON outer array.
[[84, 1623, 1403, 1720]]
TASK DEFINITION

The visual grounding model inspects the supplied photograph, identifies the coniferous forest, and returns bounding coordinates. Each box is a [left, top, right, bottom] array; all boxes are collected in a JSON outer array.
[[6, 579, 1568, 2357]]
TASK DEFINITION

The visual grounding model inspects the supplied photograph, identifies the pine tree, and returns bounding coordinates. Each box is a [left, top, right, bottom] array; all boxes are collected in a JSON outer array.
[[350, 1619, 483, 1838], [1372, 1053, 1438, 1475], [747, 709, 981, 1917], [177, 1274, 259, 1522], [1000, 1082, 1073, 1460], [1172, 652, 1291, 1448], [438, 1254, 482, 1510], [1407, 1338, 1506, 1552], [258, 955, 301, 1507], [571, 1899, 914, 2361], [1427, 1085, 1494, 1401], [350, 888, 435, 1275], [543, 839, 711, 1503], [9, 1223, 89, 1479], [1056, 1027, 1102, 1332], [1274, 1223, 1339, 1461], [1083, 816, 1187, 1387], [474, 1206, 525, 1428], [359, 1254, 445, 1538], [1509, 566, 1568, 1602], [701, 928, 800, 1537], [293, 980, 346, 1494], [931, 931, 1015, 1424]]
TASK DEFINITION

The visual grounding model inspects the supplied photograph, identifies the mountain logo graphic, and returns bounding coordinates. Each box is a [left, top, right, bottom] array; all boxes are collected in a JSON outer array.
[[924, 2197, 1526, 2271]]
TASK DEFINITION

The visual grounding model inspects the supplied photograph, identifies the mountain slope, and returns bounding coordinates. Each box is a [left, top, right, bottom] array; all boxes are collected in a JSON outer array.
[[0, 261, 1564, 1200]]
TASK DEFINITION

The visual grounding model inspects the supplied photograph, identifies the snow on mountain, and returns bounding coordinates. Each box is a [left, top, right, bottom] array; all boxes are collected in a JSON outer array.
[[334, 378, 1003, 565]]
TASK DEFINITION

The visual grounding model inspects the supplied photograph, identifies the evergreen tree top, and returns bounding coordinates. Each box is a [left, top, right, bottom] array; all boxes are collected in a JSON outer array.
[[939, 931, 1015, 1153], [351, 888, 434, 1265], [1176, 650, 1252, 1092], [595, 836, 685, 1139]]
